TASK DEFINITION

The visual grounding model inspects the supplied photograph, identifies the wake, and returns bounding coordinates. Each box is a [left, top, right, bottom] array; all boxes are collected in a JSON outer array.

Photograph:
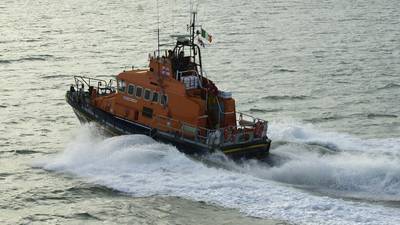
[[35, 123, 400, 225]]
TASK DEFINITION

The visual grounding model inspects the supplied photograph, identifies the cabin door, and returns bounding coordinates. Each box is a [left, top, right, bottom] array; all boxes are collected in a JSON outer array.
[[207, 94, 224, 129]]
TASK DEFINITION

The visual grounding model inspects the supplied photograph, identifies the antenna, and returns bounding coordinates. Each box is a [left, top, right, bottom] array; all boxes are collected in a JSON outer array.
[[157, 0, 160, 57], [191, 11, 197, 45]]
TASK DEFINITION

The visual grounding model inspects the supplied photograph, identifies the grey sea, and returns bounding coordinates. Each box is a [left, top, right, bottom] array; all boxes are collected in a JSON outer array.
[[1, 0, 400, 224]]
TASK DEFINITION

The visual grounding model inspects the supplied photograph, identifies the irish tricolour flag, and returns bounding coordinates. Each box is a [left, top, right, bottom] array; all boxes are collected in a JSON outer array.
[[201, 28, 213, 43]]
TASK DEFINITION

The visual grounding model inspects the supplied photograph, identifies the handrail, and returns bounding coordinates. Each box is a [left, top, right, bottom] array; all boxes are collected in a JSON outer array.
[[152, 111, 268, 146], [73, 76, 117, 95], [237, 112, 267, 124], [74, 76, 108, 87], [177, 70, 198, 76]]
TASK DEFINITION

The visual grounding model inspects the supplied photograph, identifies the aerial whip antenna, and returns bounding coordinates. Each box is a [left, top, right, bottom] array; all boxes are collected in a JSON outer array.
[[157, 0, 160, 57]]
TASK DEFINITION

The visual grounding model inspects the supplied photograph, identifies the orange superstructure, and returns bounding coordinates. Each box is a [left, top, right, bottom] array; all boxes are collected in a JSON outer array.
[[66, 12, 271, 159], [91, 55, 236, 134]]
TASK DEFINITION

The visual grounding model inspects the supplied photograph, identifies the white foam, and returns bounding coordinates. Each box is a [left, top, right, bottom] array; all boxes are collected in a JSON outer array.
[[38, 124, 400, 225], [269, 120, 400, 154], [261, 121, 400, 200]]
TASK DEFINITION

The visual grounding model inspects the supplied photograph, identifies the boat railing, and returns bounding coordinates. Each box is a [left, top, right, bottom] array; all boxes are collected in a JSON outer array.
[[236, 112, 267, 125], [73, 76, 116, 95], [176, 70, 196, 79], [153, 112, 268, 147], [176, 70, 198, 77], [214, 112, 268, 146]]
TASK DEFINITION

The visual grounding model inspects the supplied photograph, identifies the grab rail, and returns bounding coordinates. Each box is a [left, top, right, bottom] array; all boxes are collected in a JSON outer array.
[[73, 76, 116, 95], [152, 112, 268, 147]]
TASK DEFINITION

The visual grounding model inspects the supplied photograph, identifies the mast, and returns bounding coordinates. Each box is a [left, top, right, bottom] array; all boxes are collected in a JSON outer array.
[[157, 0, 160, 57], [191, 11, 196, 45], [190, 11, 197, 65]]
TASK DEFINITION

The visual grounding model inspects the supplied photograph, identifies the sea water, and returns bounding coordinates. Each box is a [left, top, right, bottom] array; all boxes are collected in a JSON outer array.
[[1, 0, 400, 224]]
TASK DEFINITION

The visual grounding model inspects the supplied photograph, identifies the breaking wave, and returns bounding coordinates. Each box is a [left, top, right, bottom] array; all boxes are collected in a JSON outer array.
[[36, 123, 400, 225]]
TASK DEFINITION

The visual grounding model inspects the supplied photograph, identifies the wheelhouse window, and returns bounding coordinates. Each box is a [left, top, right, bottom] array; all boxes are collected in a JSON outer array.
[[152, 92, 159, 103], [128, 84, 135, 96], [117, 79, 126, 93], [161, 94, 168, 106], [142, 107, 153, 118], [135, 86, 143, 98], [144, 89, 151, 101]]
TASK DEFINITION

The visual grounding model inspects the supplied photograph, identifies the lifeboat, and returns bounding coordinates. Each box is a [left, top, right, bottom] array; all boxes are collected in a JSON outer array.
[[65, 12, 271, 159]]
